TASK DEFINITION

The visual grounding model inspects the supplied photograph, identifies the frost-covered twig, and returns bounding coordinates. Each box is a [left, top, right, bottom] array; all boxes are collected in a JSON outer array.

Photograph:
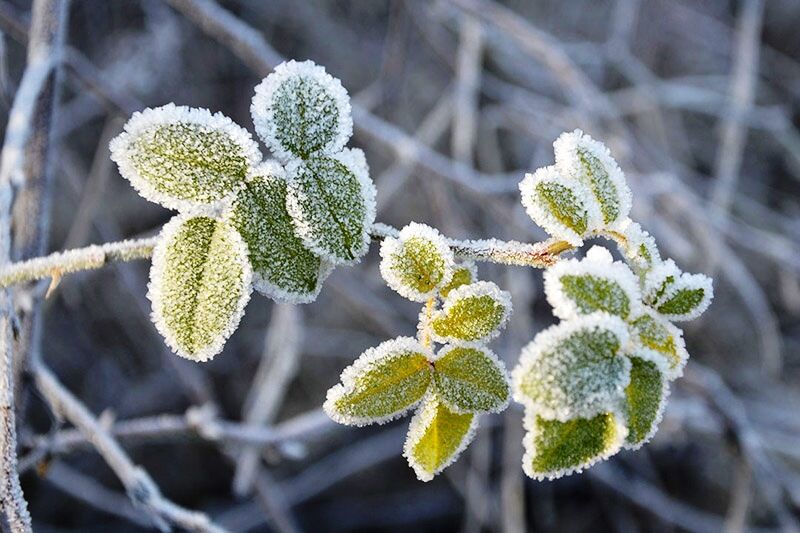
[[0, 236, 157, 288], [31, 359, 228, 532]]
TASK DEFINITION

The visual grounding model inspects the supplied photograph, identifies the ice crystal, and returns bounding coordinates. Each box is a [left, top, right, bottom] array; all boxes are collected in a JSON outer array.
[[617, 219, 660, 270], [433, 345, 510, 414], [379, 223, 455, 302], [642, 259, 713, 321], [251, 59, 352, 162], [148, 214, 252, 362], [110, 103, 261, 211], [629, 310, 688, 379], [438, 261, 477, 299]]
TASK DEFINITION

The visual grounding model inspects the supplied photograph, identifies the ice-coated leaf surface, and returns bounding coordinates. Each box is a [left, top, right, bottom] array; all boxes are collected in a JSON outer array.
[[110, 103, 260, 211], [404, 395, 477, 482], [544, 245, 640, 320], [433, 345, 509, 414], [324, 337, 433, 426], [655, 273, 713, 321], [629, 311, 688, 378], [379, 223, 455, 302], [522, 411, 626, 480], [439, 262, 477, 299], [251, 60, 352, 161], [618, 219, 660, 271], [148, 214, 252, 362], [227, 161, 330, 304], [554, 129, 631, 229], [513, 313, 631, 421], [519, 166, 596, 245], [430, 281, 512, 343], [285, 148, 376, 265], [623, 356, 668, 448]]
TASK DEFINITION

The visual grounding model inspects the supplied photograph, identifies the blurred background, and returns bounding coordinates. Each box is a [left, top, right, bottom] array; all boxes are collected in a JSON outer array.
[[1, 0, 799, 531]]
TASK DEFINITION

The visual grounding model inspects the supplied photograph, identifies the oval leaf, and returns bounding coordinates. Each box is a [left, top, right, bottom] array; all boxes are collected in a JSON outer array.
[[554, 129, 631, 229], [379, 223, 455, 302], [623, 356, 668, 448], [228, 161, 331, 304], [110, 104, 260, 211], [148, 214, 252, 362], [513, 313, 631, 421], [522, 411, 626, 480], [433, 345, 509, 414], [286, 148, 376, 265], [629, 311, 688, 379], [439, 261, 477, 298], [430, 281, 512, 343], [656, 273, 713, 321], [404, 395, 477, 482], [544, 245, 640, 320], [519, 166, 597, 246], [251, 59, 352, 161], [324, 337, 433, 426]]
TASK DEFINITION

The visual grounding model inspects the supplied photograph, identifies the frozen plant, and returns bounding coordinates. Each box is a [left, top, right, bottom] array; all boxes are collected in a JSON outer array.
[[0, 61, 713, 484]]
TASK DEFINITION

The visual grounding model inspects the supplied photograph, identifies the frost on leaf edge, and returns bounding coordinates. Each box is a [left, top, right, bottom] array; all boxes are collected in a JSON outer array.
[[147, 212, 253, 362], [251, 59, 353, 162], [428, 280, 513, 344], [432, 342, 511, 415], [323, 336, 433, 427], [110, 103, 262, 212]]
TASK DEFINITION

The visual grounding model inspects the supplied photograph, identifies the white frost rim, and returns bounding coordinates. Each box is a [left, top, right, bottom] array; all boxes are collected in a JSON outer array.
[[428, 281, 512, 344]]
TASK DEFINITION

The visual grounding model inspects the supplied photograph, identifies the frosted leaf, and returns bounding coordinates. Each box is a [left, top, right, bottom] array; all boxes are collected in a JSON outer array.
[[522, 410, 627, 480], [629, 310, 689, 379], [623, 355, 669, 449], [148, 214, 252, 362], [110, 103, 261, 211], [512, 313, 631, 421], [226, 161, 331, 304], [324, 337, 433, 426], [543, 245, 641, 320], [251, 59, 352, 161], [655, 273, 713, 321], [439, 261, 477, 299], [642, 259, 681, 307], [285, 148, 376, 265], [433, 345, 510, 414], [617, 219, 660, 270], [554, 129, 632, 229], [519, 166, 599, 246], [379, 223, 455, 302], [403, 394, 478, 482], [430, 281, 512, 343]]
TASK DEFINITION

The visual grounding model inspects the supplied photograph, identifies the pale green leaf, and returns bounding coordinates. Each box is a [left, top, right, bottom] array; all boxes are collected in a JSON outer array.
[[434, 345, 509, 413], [623, 356, 668, 448], [520, 166, 594, 245], [148, 214, 252, 362], [512, 313, 631, 421], [227, 161, 330, 304], [379, 223, 455, 302], [629, 312, 688, 378], [522, 411, 626, 480], [251, 60, 352, 161], [404, 395, 477, 481], [324, 337, 433, 425], [439, 262, 477, 298], [110, 104, 260, 211], [430, 281, 512, 343], [285, 149, 376, 265]]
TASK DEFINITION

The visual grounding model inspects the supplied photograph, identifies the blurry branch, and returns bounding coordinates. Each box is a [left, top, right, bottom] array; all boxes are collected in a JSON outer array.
[[165, 0, 520, 196], [451, 16, 482, 165], [30, 358, 228, 532]]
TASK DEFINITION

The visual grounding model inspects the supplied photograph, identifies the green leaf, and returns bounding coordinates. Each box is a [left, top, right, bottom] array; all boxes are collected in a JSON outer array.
[[430, 281, 512, 343], [434, 345, 509, 413], [624, 356, 667, 448], [404, 395, 477, 481], [554, 129, 631, 228], [379, 223, 455, 302], [110, 104, 260, 211], [149, 214, 252, 362], [560, 275, 630, 317], [227, 162, 330, 304], [251, 60, 352, 161], [285, 149, 376, 265], [324, 337, 433, 425], [656, 273, 713, 321], [520, 167, 591, 246], [513, 313, 631, 421], [629, 313, 688, 378], [439, 262, 476, 298], [523, 411, 625, 480]]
